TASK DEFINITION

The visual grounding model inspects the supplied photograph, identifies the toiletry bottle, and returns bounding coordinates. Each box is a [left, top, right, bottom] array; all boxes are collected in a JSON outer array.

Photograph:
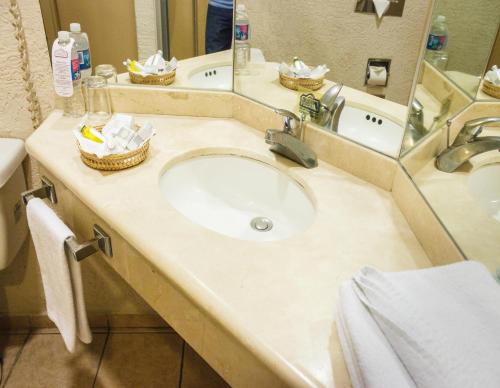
[[52, 31, 85, 117], [425, 15, 448, 70], [235, 4, 251, 72], [70, 23, 92, 80]]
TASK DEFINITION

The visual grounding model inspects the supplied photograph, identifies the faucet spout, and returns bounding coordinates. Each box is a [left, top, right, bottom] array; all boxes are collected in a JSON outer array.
[[436, 137, 500, 172], [265, 130, 318, 168]]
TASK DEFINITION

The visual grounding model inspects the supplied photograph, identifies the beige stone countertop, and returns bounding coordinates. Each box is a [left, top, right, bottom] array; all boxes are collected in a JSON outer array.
[[234, 61, 409, 126], [117, 50, 232, 88], [26, 111, 431, 387], [413, 126, 500, 273]]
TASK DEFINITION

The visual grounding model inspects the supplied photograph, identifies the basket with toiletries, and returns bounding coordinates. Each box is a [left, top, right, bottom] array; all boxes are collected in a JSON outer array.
[[124, 51, 177, 86], [482, 65, 500, 99], [74, 114, 155, 171], [278, 57, 329, 91]]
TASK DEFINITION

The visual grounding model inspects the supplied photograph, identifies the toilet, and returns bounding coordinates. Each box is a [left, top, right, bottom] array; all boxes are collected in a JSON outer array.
[[0, 138, 28, 270]]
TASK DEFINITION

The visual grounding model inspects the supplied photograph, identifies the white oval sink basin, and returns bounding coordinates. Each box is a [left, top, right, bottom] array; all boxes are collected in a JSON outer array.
[[469, 164, 500, 222], [159, 155, 315, 241], [338, 106, 405, 157], [189, 65, 232, 90]]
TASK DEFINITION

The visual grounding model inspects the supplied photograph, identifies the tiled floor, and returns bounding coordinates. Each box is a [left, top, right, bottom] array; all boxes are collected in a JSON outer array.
[[0, 329, 230, 388]]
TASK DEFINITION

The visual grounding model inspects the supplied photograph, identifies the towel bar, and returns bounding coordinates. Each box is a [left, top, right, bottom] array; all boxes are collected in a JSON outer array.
[[21, 176, 57, 205], [64, 225, 113, 261]]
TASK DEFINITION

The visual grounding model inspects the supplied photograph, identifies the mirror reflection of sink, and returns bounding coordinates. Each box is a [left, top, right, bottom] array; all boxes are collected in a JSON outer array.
[[189, 64, 232, 89], [159, 154, 315, 241], [337, 106, 405, 157], [469, 164, 500, 223]]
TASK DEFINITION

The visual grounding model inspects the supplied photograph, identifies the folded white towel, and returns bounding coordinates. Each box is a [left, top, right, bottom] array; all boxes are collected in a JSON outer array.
[[27, 198, 92, 352], [352, 261, 500, 388], [337, 281, 416, 388]]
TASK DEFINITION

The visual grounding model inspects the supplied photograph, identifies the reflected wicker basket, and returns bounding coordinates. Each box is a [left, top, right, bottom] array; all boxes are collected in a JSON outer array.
[[129, 68, 176, 86], [482, 80, 500, 99], [279, 72, 324, 91], [79, 142, 150, 171]]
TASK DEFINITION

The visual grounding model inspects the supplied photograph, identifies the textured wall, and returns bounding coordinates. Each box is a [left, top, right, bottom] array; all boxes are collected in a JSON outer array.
[[242, 0, 433, 105], [0, 0, 152, 316], [134, 0, 159, 61], [434, 0, 499, 76]]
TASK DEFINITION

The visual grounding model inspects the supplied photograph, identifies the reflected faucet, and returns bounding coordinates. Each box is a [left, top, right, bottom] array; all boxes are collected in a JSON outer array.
[[436, 117, 500, 172], [315, 83, 345, 132], [265, 109, 318, 168]]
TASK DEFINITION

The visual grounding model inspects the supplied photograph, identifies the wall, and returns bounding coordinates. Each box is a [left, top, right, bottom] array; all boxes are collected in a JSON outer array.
[[243, 0, 433, 105], [435, 0, 499, 76], [0, 0, 152, 317]]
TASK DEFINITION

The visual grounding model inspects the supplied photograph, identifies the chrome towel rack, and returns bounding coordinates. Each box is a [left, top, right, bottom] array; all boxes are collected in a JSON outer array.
[[64, 225, 113, 262], [22, 176, 113, 262], [21, 176, 57, 205]]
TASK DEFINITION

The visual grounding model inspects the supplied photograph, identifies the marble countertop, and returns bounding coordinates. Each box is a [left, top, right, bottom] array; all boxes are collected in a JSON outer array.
[[27, 111, 431, 387], [414, 126, 500, 273], [117, 50, 232, 88], [234, 62, 409, 126]]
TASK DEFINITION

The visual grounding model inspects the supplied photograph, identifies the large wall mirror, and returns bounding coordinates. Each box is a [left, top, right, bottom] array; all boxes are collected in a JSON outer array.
[[232, 0, 433, 158], [39, 0, 234, 90], [401, 0, 500, 155]]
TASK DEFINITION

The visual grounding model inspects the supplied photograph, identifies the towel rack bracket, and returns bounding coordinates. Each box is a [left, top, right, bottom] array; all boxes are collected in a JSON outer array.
[[21, 176, 58, 205], [64, 224, 113, 262]]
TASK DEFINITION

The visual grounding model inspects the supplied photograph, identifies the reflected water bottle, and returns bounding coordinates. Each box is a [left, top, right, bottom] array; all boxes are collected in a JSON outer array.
[[235, 4, 251, 72]]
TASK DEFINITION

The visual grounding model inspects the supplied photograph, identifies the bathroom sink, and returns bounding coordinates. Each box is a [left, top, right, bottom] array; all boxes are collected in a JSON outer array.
[[159, 155, 315, 241], [337, 106, 405, 157], [189, 64, 232, 90], [469, 164, 500, 222]]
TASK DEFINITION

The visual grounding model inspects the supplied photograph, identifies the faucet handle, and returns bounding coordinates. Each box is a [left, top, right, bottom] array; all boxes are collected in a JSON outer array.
[[274, 108, 302, 134], [453, 117, 500, 145]]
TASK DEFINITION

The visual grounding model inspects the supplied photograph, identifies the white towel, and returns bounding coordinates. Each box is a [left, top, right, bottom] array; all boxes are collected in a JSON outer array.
[[352, 261, 500, 388], [27, 198, 92, 352], [337, 281, 416, 388]]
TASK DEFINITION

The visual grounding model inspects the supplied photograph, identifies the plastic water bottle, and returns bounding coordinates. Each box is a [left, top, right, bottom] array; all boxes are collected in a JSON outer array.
[[55, 31, 85, 117], [70, 23, 92, 80], [234, 4, 251, 72], [425, 15, 449, 70]]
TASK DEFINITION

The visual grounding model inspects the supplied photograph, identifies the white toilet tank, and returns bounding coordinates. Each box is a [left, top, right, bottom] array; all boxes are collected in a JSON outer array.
[[0, 138, 28, 270]]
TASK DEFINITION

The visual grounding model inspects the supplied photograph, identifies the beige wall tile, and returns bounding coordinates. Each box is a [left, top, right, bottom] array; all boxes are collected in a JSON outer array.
[[0, 333, 29, 380], [391, 165, 465, 266], [305, 124, 398, 191]]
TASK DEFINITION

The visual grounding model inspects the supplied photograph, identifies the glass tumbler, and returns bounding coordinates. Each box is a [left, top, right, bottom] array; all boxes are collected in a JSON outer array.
[[85, 76, 111, 127], [95, 64, 118, 83]]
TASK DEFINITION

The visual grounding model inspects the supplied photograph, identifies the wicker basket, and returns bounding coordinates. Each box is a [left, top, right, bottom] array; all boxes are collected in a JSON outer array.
[[129, 68, 176, 86], [482, 80, 500, 99], [79, 142, 150, 171], [279, 72, 324, 91]]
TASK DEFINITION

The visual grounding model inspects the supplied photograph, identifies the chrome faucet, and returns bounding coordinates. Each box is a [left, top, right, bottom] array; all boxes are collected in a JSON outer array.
[[436, 117, 500, 172], [315, 83, 345, 132], [265, 109, 318, 168]]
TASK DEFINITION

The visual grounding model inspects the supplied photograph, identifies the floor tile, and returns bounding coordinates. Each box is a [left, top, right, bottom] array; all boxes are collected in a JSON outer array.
[[5, 333, 106, 388], [181, 345, 230, 388], [94, 332, 183, 388], [0, 333, 28, 387]]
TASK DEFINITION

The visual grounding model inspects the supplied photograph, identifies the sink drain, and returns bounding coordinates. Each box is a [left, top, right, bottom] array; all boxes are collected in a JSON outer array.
[[250, 217, 273, 232]]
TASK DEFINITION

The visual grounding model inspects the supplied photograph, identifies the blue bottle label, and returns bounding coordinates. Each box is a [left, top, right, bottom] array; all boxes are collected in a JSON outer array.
[[78, 49, 91, 70], [235, 24, 249, 41], [71, 57, 81, 81], [427, 34, 447, 51]]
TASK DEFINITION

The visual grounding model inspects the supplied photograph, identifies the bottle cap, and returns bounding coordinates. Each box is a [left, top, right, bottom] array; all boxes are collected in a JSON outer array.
[[236, 4, 246, 12], [58, 31, 70, 41], [70, 23, 81, 33], [436, 15, 446, 22]]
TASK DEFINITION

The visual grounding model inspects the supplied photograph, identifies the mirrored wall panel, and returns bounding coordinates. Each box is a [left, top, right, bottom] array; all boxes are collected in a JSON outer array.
[[39, 0, 233, 90], [232, 0, 434, 158], [401, 1, 500, 154]]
